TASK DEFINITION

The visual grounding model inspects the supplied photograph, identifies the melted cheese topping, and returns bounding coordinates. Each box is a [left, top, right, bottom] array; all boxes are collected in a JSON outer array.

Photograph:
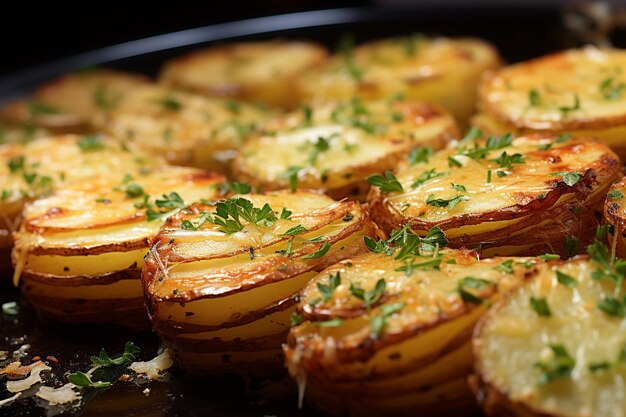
[[15, 166, 222, 249], [99, 85, 271, 156], [476, 258, 626, 417], [160, 41, 327, 88], [0, 134, 164, 214], [383, 135, 617, 224], [235, 100, 456, 191], [479, 46, 626, 129]]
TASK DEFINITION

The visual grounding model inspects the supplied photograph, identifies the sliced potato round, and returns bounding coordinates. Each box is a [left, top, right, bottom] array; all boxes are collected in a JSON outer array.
[[232, 99, 458, 200], [473, 249, 626, 417], [367, 132, 621, 257], [603, 177, 626, 258], [10, 69, 151, 134], [96, 84, 273, 172], [285, 238, 544, 417], [13, 166, 223, 329], [142, 191, 382, 375], [0, 134, 165, 270], [476, 47, 626, 160], [159, 40, 329, 109], [297, 36, 501, 125]]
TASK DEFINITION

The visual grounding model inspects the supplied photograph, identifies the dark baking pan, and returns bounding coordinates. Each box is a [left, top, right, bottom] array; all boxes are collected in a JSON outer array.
[[0, 4, 621, 417]]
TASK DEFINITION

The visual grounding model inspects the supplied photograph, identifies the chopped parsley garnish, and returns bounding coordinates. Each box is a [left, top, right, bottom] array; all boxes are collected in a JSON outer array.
[[303, 242, 332, 259], [368, 171, 404, 193], [608, 189, 624, 200], [492, 151, 525, 169], [395, 257, 442, 275], [408, 147, 433, 165], [425, 194, 469, 210], [529, 88, 541, 107], [282, 166, 301, 192], [457, 277, 492, 304], [159, 97, 182, 111], [564, 236, 579, 258], [315, 318, 344, 327], [279, 224, 308, 236], [302, 105, 312, 126], [447, 156, 462, 168], [124, 183, 145, 198], [219, 181, 252, 195], [290, 312, 304, 326], [458, 132, 513, 160], [225, 100, 240, 114], [555, 270, 577, 287], [539, 253, 560, 261], [530, 296, 551, 316], [558, 94, 580, 113], [2, 301, 19, 316], [550, 171, 582, 187], [67, 371, 111, 389], [371, 302, 405, 338], [486, 169, 492, 183], [29, 101, 59, 116], [338, 33, 362, 81], [459, 127, 483, 145], [534, 344, 575, 385], [7, 155, 24, 173], [495, 260, 514, 273], [350, 278, 386, 310], [279, 207, 292, 220], [204, 197, 277, 234], [598, 297, 625, 317], [451, 183, 467, 192], [403, 33, 424, 56], [411, 169, 444, 188], [364, 225, 447, 258], [307, 135, 333, 165], [78, 135, 104, 151], [599, 77, 624, 101], [93, 83, 121, 110], [317, 272, 341, 302], [91, 342, 140, 367], [145, 192, 186, 221]]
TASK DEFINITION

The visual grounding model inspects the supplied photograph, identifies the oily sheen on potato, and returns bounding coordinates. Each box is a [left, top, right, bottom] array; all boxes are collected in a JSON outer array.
[[297, 36, 501, 125], [159, 40, 329, 109], [367, 132, 621, 257], [96, 84, 273, 172], [473, 46, 626, 160], [473, 244, 626, 417], [285, 226, 544, 417], [0, 134, 164, 273], [142, 191, 381, 376], [12, 166, 223, 329], [232, 98, 458, 200]]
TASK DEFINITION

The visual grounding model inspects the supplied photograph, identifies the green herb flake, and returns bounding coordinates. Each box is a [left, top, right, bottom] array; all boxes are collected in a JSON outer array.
[[303, 242, 332, 259], [2, 301, 19, 316], [78, 135, 104, 151], [317, 272, 341, 302], [67, 371, 112, 389], [530, 296, 551, 316], [529, 88, 541, 107], [368, 171, 404, 193], [550, 171, 582, 187], [279, 224, 308, 236], [534, 344, 576, 385], [556, 270, 577, 288], [608, 190, 624, 200], [91, 342, 140, 367]]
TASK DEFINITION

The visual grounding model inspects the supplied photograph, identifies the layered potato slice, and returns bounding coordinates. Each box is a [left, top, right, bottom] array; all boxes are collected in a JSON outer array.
[[159, 40, 329, 109], [12, 166, 223, 329], [96, 84, 273, 172], [232, 99, 458, 200], [285, 228, 545, 417], [474, 46, 626, 160], [0, 134, 164, 273], [297, 36, 501, 125], [142, 191, 381, 376], [3, 69, 151, 134], [368, 132, 621, 257], [473, 245, 626, 417], [603, 177, 626, 258]]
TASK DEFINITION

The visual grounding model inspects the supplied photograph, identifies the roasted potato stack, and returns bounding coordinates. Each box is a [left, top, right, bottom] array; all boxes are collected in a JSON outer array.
[[159, 40, 329, 109], [297, 36, 501, 125], [96, 84, 273, 172], [473, 243, 626, 417], [0, 134, 163, 273], [142, 191, 381, 376], [285, 227, 544, 417], [232, 99, 458, 200], [12, 166, 223, 329], [2, 69, 151, 134], [474, 47, 626, 160], [603, 177, 626, 258], [368, 132, 621, 257]]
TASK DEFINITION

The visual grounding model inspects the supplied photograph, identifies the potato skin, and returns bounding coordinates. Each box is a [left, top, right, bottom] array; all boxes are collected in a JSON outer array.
[[603, 177, 626, 258], [159, 40, 329, 109]]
